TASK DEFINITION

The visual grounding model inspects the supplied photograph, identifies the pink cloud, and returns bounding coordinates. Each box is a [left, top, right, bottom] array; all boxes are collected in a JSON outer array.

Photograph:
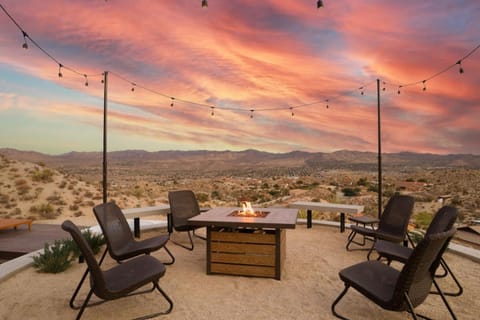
[[1, 0, 479, 154]]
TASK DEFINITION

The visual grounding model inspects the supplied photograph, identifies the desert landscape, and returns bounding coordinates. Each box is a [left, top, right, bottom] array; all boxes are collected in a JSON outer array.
[[1, 148, 480, 319], [1, 148, 479, 229]]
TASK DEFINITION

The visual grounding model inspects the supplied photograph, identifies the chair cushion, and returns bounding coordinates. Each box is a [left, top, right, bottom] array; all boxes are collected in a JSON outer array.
[[100, 255, 166, 300], [339, 260, 401, 310], [375, 240, 412, 263], [350, 225, 376, 237], [113, 234, 170, 260]]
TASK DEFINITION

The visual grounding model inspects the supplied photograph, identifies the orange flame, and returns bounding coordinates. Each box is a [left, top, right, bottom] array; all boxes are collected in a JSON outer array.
[[238, 201, 256, 216]]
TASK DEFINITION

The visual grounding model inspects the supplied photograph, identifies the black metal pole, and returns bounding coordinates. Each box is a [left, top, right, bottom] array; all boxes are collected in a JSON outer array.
[[102, 71, 108, 204], [377, 78, 382, 219]]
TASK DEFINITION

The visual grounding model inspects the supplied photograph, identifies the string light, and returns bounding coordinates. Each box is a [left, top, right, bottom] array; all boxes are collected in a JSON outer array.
[[317, 0, 324, 9], [325, 99, 329, 109], [397, 85, 402, 95], [84, 74, 89, 86], [21, 31, 28, 49], [210, 107, 215, 116], [359, 86, 364, 95], [170, 97, 175, 107], [250, 109, 254, 119], [457, 60, 464, 74], [290, 107, 294, 117], [422, 80, 426, 91], [202, 0, 208, 8], [382, 81, 386, 91], [131, 83, 136, 92], [58, 64, 63, 78]]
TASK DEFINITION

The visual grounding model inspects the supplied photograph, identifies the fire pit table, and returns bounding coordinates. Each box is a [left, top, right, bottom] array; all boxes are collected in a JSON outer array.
[[188, 206, 298, 280]]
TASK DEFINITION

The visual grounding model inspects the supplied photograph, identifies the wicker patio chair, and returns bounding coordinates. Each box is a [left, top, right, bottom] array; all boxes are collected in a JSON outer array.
[[375, 205, 462, 297], [346, 194, 415, 260], [62, 220, 173, 320], [168, 190, 206, 250], [69, 202, 174, 309], [332, 226, 457, 320]]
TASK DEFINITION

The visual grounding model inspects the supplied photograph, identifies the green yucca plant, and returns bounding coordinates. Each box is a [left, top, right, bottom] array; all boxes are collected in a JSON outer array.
[[32, 229, 105, 273], [65, 229, 105, 257], [32, 240, 73, 273]]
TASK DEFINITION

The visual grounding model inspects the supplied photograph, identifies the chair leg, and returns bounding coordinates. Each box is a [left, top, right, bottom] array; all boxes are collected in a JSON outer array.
[[162, 246, 175, 265], [438, 258, 463, 297], [366, 240, 377, 260], [345, 230, 358, 251], [403, 292, 435, 320], [170, 231, 194, 251], [70, 248, 109, 309], [331, 284, 351, 320], [193, 228, 206, 241], [432, 279, 457, 319], [75, 289, 94, 320]]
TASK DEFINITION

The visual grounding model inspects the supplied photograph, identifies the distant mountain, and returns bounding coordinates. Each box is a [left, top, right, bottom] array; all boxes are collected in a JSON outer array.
[[1, 148, 480, 178]]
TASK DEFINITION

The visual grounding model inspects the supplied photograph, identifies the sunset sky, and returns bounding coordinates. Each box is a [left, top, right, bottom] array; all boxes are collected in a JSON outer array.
[[0, 0, 479, 155]]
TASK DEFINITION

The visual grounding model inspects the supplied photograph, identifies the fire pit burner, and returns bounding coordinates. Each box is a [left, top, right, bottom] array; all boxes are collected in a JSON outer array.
[[228, 201, 270, 218], [228, 210, 270, 218]]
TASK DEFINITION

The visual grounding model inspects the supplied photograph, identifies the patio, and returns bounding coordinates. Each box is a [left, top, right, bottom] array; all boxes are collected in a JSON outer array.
[[0, 224, 478, 320]]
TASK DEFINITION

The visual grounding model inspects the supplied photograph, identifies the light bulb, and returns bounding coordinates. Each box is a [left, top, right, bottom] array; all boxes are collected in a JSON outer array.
[[22, 31, 28, 49]]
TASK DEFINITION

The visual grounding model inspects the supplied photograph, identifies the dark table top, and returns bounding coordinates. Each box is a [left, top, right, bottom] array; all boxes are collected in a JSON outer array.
[[188, 207, 298, 229]]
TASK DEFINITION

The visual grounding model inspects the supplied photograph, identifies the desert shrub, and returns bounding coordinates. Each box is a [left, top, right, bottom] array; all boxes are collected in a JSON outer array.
[[450, 195, 462, 206], [131, 186, 144, 199], [382, 189, 396, 197], [342, 187, 360, 197], [84, 191, 93, 198], [414, 212, 433, 229], [196, 192, 209, 203], [15, 179, 31, 195], [0, 193, 9, 204], [31, 169, 54, 182], [34, 187, 44, 198], [357, 177, 368, 186], [407, 229, 426, 245], [69, 204, 79, 211], [32, 240, 73, 273], [64, 229, 105, 257], [32, 203, 58, 219], [268, 189, 281, 197], [74, 211, 83, 217], [81, 200, 95, 207], [58, 180, 67, 189], [35, 161, 46, 167], [47, 193, 65, 205]]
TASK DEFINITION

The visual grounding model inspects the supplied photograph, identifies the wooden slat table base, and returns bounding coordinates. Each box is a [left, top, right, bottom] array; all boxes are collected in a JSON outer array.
[[207, 227, 286, 280]]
